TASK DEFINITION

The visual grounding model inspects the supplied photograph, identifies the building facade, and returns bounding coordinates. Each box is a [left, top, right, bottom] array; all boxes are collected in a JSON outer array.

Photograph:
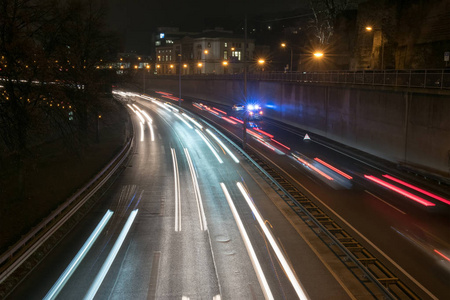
[[155, 28, 255, 75]]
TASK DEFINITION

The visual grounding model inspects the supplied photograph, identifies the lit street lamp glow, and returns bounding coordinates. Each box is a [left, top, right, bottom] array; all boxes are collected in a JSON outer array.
[[258, 59, 265, 64], [365, 26, 373, 31], [313, 52, 324, 58]]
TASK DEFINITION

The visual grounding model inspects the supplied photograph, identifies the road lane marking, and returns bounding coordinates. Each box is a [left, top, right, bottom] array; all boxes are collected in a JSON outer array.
[[184, 148, 207, 231], [237, 182, 309, 300], [84, 209, 138, 300], [44, 210, 114, 300], [171, 148, 181, 232], [220, 183, 274, 300], [364, 190, 406, 215]]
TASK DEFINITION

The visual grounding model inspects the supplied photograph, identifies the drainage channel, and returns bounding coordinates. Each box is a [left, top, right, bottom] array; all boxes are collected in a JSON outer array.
[[244, 148, 420, 300]]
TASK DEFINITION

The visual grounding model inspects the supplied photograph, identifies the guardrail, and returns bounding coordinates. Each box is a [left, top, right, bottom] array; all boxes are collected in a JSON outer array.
[[153, 69, 450, 90], [0, 136, 133, 284]]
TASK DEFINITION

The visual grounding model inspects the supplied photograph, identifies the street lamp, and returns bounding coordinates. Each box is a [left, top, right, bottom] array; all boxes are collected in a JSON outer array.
[[178, 53, 182, 106], [203, 49, 209, 73], [281, 43, 293, 72], [365, 25, 384, 69], [313, 52, 324, 58], [143, 64, 150, 93]]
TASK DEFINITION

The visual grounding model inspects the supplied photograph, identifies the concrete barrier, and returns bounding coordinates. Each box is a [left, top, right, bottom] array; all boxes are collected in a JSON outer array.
[[142, 77, 450, 177]]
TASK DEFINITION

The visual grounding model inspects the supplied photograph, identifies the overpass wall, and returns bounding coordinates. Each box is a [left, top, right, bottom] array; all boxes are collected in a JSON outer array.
[[144, 78, 450, 176]]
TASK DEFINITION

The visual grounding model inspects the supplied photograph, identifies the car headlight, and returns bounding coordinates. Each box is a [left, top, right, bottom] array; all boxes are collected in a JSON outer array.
[[247, 104, 254, 111]]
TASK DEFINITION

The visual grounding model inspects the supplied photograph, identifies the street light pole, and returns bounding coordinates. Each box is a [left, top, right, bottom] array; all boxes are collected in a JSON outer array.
[[178, 53, 181, 107], [290, 47, 293, 71], [242, 15, 248, 150]]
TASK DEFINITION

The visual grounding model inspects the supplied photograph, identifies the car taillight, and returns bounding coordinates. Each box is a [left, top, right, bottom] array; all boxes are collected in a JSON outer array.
[[259, 111, 263, 115]]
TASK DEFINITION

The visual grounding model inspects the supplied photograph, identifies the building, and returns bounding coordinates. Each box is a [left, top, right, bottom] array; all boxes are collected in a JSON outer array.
[[155, 28, 255, 75]]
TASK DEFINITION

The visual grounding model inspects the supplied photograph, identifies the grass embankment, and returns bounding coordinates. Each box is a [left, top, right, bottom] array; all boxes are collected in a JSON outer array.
[[0, 98, 128, 253]]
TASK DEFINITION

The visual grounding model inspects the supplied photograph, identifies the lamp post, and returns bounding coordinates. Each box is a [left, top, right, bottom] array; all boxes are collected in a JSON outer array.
[[365, 26, 384, 69], [243, 15, 248, 150], [281, 43, 293, 72], [222, 60, 228, 74], [143, 64, 150, 94], [204, 49, 209, 74], [178, 53, 182, 107]]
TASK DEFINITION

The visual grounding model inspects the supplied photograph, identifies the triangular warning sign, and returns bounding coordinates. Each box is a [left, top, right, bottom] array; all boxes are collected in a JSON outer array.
[[304, 133, 311, 140]]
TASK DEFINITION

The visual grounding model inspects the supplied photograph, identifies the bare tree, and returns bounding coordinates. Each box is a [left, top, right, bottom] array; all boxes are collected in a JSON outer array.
[[309, 0, 353, 45]]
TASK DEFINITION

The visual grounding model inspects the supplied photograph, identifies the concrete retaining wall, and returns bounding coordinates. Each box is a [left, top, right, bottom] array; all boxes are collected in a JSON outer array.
[[143, 77, 450, 176]]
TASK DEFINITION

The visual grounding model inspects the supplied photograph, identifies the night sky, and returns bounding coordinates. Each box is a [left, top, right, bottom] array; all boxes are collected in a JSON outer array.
[[107, 0, 309, 53]]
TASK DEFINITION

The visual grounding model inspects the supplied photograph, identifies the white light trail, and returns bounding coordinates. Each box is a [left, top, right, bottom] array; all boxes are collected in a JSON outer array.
[[135, 110, 145, 123], [126, 104, 136, 113], [140, 122, 144, 142], [195, 129, 223, 164], [44, 210, 113, 300], [83, 209, 138, 300], [220, 183, 273, 300], [182, 113, 203, 129], [236, 182, 309, 300], [184, 148, 207, 231], [132, 104, 142, 112], [206, 129, 239, 163], [171, 148, 181, 232], [175, 113, 193, 129], [164, 102, 179, 113], [148, 123, 155, 141], [141, 111, 153, 123]]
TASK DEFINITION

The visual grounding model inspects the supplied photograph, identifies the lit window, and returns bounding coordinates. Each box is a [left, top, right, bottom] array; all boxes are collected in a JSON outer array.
[[232, 51, 241, 61], [223, 50, 228, 60], [155, 41, 161, 46], [167, 40, 173, 44], [224, 42, 228, 48]]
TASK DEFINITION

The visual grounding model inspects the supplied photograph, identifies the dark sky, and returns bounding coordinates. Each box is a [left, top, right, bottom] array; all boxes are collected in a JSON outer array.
[[107, 0, 309, 53]]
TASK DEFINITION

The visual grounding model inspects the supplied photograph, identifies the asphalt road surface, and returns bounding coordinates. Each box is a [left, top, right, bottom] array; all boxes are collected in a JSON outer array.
[[7, 94, 376, 299], [139, 89, 450, 300]]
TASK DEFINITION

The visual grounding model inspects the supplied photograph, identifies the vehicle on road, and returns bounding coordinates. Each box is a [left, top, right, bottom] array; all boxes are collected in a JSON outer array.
[[232, 104, 245, 111]]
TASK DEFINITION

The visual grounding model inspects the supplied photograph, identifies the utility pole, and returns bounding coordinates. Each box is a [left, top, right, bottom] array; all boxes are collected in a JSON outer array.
[[242, 15, 248, 150], [178, 51, 182, 107]]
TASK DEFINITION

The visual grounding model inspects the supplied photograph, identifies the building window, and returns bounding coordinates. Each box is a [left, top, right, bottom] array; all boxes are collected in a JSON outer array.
[[169, 55, 172, 61], [232, 51, 241, 61], [224, 42, 228, 48], [165, 55, 168, 61], [208, 42, 211, 48], [155, 41, 161, 46], [167, 40, 173, 44], [223, 50, 228, 60]]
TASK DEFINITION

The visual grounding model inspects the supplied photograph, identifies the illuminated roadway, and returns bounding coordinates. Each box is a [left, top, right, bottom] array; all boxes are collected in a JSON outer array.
[[144, 90, 450, 300], [6, 94, 373, 299]]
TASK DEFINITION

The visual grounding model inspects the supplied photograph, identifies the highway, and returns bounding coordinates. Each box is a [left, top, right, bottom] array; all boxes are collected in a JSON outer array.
[[6, 94, 374, 299], [140, 89, 450, 300]]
